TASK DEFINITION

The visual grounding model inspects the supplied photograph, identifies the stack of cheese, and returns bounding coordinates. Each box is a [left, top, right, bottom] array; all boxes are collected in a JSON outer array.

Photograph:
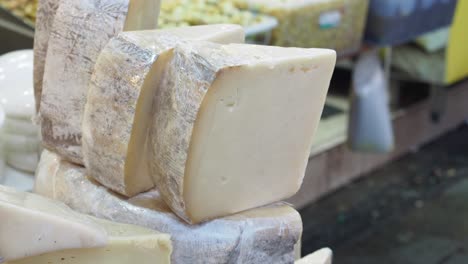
[[2, 0, 337, 262], [0, 50, 41, 174]]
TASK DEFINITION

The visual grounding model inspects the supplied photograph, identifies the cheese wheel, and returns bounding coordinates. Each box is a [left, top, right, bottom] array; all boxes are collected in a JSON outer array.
[[83, 24, 244, 196], [35, 150, 302, 264], [151, 41, 336, 223], [3, 117, 39, 137], [33, 0, 60, 112], [2, 133, 40, 154], [40, 0, 161, 164]]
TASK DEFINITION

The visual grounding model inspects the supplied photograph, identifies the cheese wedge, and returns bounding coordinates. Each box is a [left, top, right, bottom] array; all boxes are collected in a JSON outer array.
[[83, 24, 244, 197], [35, 150, 302, 264], [295, 248, 333, 264], [150, 41, 336, 223], [1, 186, 172, 264], [33, 0, 60, 112], [40, 0, 161, 164], [8, 218, 172, 264], [0, 185, 107, 261]]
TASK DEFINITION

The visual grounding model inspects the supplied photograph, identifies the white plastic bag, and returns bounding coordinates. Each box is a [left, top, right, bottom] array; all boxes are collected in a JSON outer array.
[[348, 50, 394, 153]]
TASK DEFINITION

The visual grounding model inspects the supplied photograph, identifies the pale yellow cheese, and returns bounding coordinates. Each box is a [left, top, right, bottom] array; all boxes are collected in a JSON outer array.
[[295, 248, 333, 264], [82, 24, 244, 197], [39, 0, 161, 164], [1, 186, 171, 264], [35, 150, 302, 264], [151, 41, 336, 223], [0, 185, 107, 262]]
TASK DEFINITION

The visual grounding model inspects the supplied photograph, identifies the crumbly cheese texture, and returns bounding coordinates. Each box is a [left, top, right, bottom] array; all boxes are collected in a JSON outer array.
[[0, 185, 107, 262], [35, 150, 303, 264], [83, 24, 244, 197], [295, 248, 333, 264], [39, 0, 161, 164], [33, 0, 60, 112], [151, 41, 336, 223]]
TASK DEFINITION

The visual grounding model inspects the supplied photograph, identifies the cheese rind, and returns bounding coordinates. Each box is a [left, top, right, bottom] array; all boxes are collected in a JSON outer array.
[[0, 185, 107, 261], [151, 41, 336, 223], [33, 0, 60, 112], [40, 0, 161, 164], [295, 248, 333, 264], [83, 24, 244, 196], [35, 150, 302, 264]]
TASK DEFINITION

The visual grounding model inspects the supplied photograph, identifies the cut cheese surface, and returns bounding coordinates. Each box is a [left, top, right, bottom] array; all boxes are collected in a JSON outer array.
[[83, 24, 244, 196], [151, 41, 336, 223], [40, 0, 161, 164], [35, 150, 302, 264], [0, 185, 107, 262], [7, 218, 171, 264], [33, 0, 60, 112], [295, 248, 333, 264]]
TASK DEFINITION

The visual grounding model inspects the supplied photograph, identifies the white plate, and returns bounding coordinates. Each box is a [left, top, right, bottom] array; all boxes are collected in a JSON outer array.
[[1, 165, 34, 191]]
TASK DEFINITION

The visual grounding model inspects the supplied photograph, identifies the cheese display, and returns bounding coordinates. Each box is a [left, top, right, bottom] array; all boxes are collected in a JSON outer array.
[[295, 248, 333, 264], [233, 0, 369, 54], [1, 185, 172, 264], [6, 152, 39, 173], [150, 41, 336, 223], [39, 0, 161, 164], [35, 150, 303, 264], [83, 24, 244, 196], [33, 0, 59, 112], [0, 185, 107, 261]]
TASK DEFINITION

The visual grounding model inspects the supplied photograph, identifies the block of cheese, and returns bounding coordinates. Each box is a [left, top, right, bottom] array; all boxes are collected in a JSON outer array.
[[35, 150, 302, 264], [0, 185, 107, 261], [8, 218, 172, 264], [6, 152, 39, 173], [33, 0, 60, 112], [83, 24, 244, 196], [1, 186, 172, 264], [151, 41, 336, 223], [39, 0, 161, 164], [295, 248, 333, 264]]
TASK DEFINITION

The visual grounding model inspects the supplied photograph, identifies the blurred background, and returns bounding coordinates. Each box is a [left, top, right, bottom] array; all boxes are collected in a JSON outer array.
[[1, 0, 467, 263]]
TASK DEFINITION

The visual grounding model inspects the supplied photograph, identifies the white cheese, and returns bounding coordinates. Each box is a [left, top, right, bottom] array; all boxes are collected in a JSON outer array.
[[39, 0, 161, 164], [1, 186, 172, 264], [3, 117, 39, 137], [8, 222, 171, 264], [83, 24, 244, 196], [33, 0, 60, 112], [0, 185, 107, 261], [35, 150, 302, 264], [151, 41, 336, 223], [2, 133, 40, 153], [295, 248, 333, 264]]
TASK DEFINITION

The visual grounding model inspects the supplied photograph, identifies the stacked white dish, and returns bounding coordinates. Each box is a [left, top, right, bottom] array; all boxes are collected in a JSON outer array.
[[0, 50, 40, 176]]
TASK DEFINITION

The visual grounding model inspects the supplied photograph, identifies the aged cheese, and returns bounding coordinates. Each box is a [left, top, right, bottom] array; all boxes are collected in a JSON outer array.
[[295, 248, 333, 264], [8, 218, 172, 264], [83, 24, 244, 196], [33, 0, 60, 112], [40, 0, 161, 164], [151, 41, 336, 223], [35, 150, 302, 264], [0, 185, 107, 261]]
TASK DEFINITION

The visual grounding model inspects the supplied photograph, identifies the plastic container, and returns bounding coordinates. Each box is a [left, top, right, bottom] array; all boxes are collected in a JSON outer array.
[[365, 0, 458, 46], [234, 0, 369, 56]]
